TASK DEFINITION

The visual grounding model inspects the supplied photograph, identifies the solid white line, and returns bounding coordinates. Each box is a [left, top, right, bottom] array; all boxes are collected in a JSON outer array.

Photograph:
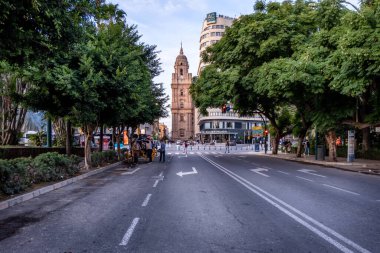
[[168, 152, 172, 155], [200, 155, 371, 253], [296, 176, 314, 182], [278, 171, 290, 175], [190, 152, 194, 154], [323, 184, 360, 196], [153, 180, 159, 188], [119, 218, 140, 246], [142, 194, 152, 207], [159, 172, 163, 177], [121, 167, 141, 175]]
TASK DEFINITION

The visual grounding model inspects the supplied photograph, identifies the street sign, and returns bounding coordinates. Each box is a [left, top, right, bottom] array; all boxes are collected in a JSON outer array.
[[252, 126, 263, 137]]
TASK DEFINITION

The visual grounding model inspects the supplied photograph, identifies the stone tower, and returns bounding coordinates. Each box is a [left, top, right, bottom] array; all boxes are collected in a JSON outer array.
[[171, 44, 194, 141]]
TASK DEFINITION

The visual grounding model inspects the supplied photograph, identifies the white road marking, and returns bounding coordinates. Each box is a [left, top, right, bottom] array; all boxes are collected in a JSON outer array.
[[212, 152, 217, 154], [190, 152, 194, 154], [168, 152, 172, 155], [175, 152, 179, 155], [298, 169, 326, 178], [177, 167, 198, 177], [121, 167, 141, 175], [205, 152, 210, 154], [200, 155, 371, 253], [119, 218, 140, 246], [250, 168, 270, 177], [153, 180, 159, 188], [278, 171, 290, 175], [323, 184, 360, 196], [159, 172, 163, 177], [142, 194, 152, 207], [197, 152, 202, 154], [296, 176, 314, 182]]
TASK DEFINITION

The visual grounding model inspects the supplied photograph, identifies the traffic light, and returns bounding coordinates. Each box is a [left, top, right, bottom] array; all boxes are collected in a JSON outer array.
[[264, 129, 269, 136]]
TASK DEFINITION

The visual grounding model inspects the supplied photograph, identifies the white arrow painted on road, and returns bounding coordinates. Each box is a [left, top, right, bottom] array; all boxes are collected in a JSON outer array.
[[298, 169, 326, 178], [177, 167, 198, 177], [250, 168, 269, 177]]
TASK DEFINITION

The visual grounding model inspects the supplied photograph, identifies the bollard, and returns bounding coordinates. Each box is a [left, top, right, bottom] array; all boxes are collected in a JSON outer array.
[[209, 146, 210, 150], [198, 146, 199, 150]]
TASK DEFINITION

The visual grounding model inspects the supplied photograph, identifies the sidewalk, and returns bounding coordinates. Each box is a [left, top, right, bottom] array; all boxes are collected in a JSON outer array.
[[259, 151, 380, 175]]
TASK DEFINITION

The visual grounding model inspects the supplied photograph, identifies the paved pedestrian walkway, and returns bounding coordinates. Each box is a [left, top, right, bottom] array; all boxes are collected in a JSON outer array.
[[259, 152, 380, 175]]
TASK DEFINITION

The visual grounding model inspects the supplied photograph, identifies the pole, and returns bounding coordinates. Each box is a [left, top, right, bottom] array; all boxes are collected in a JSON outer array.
[[315, 127, 318, 160], [47, 117, 52, 147]]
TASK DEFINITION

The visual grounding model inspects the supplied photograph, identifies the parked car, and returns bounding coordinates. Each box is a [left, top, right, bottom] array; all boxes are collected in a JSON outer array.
[[19, 131, 37, 146]]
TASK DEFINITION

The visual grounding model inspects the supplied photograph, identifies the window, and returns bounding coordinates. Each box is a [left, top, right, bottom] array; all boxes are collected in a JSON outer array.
[[235, 122, 242, 129], [180, 89, 184, 96], [213, 121, 220, 129], [204, 122, 211, 129], [180, 129, 185, 137], [180, 114, 185, 121], [180, 69, 183, 75], [180, 100, 184, 109], [226, 122, 233, 129]]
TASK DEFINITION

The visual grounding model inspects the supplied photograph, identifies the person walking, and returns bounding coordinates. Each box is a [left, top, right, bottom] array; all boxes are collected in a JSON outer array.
[[184, 141, 188, 154], [304, 139, 310, 156], [159, 139, 166, 162], [146, 136, 153, 163], [225, 140, 230, 153]]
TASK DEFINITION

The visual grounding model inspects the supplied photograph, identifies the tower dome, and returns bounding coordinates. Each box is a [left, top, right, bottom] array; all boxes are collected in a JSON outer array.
[[175, 43, 189, 68]]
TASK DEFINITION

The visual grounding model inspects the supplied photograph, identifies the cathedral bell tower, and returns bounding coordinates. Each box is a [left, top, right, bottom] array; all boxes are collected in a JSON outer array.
[[171, 44, 194, 141]]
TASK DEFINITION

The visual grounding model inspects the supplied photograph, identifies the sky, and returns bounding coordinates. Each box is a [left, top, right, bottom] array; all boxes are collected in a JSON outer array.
[[108, 0, 256, 130], [109, 0, 360, 132]]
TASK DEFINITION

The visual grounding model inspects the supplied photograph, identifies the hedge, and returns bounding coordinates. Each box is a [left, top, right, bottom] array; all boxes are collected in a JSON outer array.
[[0, 152, 80, 195], [91, 150, 118, 167]]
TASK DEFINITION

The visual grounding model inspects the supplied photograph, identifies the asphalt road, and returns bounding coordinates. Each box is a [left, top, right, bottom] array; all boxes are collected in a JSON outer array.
[[0, 148, 379, 253]]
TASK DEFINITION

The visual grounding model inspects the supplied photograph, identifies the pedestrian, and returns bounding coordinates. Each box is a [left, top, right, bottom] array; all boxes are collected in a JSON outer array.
[[184, 141, 188, 154], [146, 136, 153, 163], [159, 139, 166, 162], [225, 140, 230, 153], [132, 140, 140, 165], [304, 139, 310, 156]]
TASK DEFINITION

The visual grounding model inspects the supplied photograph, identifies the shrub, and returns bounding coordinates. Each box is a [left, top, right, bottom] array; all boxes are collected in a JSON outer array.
[[0, 157, 33, 195], [91, 150, 117, 167], [32, 152, 79, 182]]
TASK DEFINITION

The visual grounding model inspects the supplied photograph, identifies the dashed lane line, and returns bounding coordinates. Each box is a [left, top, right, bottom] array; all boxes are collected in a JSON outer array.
[[323, 184, 360, 196], [278, 171, 290, 175], [141, 194, 152, 207], [119, 218, 140, 246], [296, 176, 314, 182]]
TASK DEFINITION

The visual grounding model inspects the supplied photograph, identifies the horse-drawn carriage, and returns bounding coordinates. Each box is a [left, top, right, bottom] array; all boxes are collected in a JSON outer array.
[[127, 135, 157, 163]]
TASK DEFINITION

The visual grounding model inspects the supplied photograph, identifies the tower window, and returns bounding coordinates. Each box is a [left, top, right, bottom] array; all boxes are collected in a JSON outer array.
[[180, 69, 183, 75], [180, 100, 184, 109], [180, 89, 184, 96], [180, 114, 185, 121], [180, 129, 185, 137]]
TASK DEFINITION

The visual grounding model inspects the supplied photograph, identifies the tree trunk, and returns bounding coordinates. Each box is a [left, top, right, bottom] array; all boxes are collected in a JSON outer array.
[[296, 130, 307, 158], [83, 124, 95, 170], [65, 120, 72, 156], [53, 117, 66, 147], [272, 132, 281, 155], [325, 130, 338, 162], [361, 127, 370, 152], [99, 125, 104, 152]]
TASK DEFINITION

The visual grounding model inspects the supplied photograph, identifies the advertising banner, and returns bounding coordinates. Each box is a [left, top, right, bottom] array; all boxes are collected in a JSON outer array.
[[347, 130, 355, 162]]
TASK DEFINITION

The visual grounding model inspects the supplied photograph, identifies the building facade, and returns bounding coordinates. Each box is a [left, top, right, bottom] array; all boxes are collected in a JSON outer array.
[[171, 45, 194, 141], [195, 12, 267, 143]]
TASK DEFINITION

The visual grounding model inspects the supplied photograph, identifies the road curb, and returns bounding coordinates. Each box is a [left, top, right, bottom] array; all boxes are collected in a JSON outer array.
[[0, 161, 124, 211], [260, 153, 380, 175]]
